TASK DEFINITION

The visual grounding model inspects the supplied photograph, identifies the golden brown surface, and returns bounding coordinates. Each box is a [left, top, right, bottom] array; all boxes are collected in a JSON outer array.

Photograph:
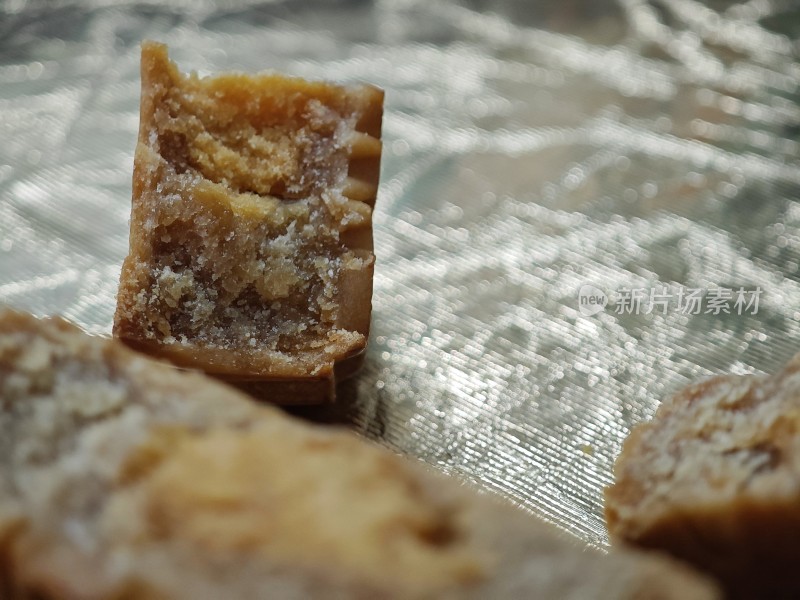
[[0, 309, 719, 600], [606, 358, 800, 599], [113, 42, 383, 403]]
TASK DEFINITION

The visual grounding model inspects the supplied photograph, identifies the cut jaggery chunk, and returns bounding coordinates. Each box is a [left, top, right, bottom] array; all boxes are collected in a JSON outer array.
[[0, 309, 720, 599], [113, 41, 383, 403], [605, 356, 800, 599]]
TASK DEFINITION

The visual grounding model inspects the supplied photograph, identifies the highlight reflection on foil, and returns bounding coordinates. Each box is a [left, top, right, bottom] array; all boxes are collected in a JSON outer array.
[[1, 0, 799, 548]]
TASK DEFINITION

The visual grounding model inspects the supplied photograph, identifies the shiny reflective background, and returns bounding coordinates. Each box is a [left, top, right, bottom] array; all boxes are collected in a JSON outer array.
[[2, 0, 800, 547]]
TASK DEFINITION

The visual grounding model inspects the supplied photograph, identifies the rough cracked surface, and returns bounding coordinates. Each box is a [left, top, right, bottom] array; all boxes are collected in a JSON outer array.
[[113, 42, 383, 401], [0, 309, 719, 600], [606, 356, 800, 598]]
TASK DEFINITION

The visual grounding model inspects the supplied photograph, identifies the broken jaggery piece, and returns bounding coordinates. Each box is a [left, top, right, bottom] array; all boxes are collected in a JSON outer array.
[[0, 309, 720, 599], [113, 41, 383, 403], [605, 356, 800, 599]]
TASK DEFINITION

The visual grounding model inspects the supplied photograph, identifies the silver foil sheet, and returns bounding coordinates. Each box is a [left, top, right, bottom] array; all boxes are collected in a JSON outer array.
[[2, 0, 800, 548]]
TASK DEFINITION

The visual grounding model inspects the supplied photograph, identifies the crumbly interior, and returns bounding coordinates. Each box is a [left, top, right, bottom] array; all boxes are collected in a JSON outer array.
[[139, 171, 364, 357], [114, 43, 380, 378], [156, 73, 351, 199], [0, 310, 720, 600]]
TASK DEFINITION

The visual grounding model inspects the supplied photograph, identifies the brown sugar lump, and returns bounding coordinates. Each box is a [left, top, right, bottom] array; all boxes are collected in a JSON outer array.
[[606, 356, 800, 599], [113, 41, 383, 403], [0, 309, 719, 600]]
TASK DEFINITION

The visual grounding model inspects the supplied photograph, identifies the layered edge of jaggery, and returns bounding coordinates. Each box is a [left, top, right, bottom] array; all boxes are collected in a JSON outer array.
[[113, 42, 384, 401]]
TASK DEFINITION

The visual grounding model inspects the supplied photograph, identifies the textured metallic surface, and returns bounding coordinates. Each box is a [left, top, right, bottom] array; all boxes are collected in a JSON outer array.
[[2, 0, 800, 548]]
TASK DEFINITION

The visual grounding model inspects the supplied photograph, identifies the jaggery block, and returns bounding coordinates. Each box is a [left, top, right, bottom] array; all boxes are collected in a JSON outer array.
[[0, 308, 719, 600], [113, 41, 383, 403], [606, 356, 800, 599]]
